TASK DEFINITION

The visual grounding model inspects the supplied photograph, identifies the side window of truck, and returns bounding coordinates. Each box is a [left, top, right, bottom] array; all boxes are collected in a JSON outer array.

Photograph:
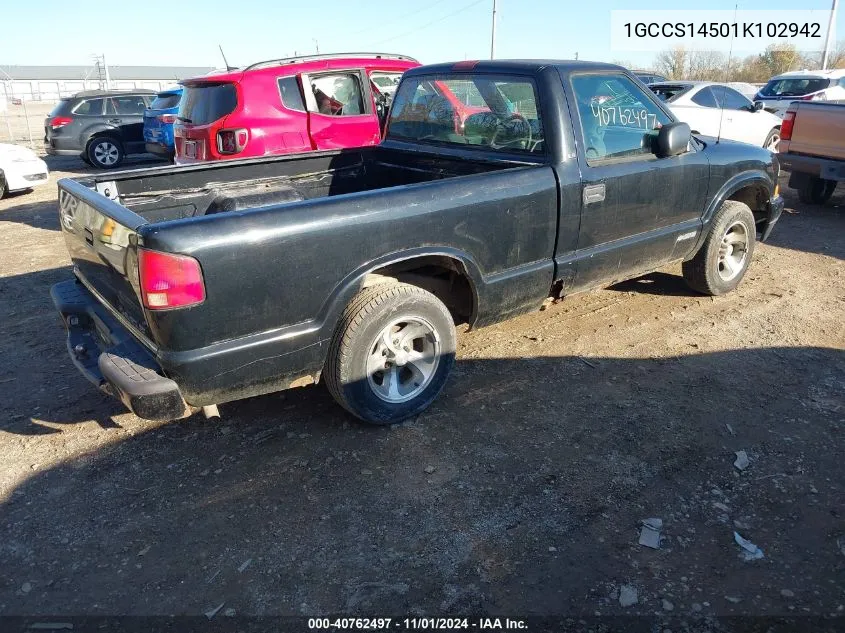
[[571, 73, 671, 164], [308, 73, 366, 116]]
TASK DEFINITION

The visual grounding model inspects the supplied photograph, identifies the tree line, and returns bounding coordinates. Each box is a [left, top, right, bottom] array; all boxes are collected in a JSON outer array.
[[616, 41, 845, 83]]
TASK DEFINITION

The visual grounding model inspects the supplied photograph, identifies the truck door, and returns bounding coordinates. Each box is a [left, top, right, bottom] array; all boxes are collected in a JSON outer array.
[[565, 71, 710, 291], [300, 70, 381, 150]]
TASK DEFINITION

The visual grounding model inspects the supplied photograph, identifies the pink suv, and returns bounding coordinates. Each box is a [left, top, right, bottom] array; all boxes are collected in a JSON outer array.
[[174, 53, 419, 163]]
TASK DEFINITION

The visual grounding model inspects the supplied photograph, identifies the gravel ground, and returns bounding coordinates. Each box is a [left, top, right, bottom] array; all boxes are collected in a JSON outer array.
[[0, 140, 843, 629]]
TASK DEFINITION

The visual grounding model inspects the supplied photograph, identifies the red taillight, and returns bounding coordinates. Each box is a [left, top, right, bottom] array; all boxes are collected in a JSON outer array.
[[50, 116, 73, 129], [138, 249, 205, 310], [800, 92, 825, 101], [217, 128, 248, 154], [780, 111, 795, 141], [158, 114, 177, 124]]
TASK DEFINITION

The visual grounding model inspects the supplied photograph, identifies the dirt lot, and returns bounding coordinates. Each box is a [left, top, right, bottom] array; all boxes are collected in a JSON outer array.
[[0, 139, 843, 629]]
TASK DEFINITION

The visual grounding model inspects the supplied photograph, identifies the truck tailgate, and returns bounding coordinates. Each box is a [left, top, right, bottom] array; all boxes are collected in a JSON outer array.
[[58, 178, 152, 343], [787, 102, 845, 161]]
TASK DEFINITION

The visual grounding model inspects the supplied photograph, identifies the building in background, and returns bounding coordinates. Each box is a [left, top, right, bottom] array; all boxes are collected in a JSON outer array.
[[0, 65, 216, 102]]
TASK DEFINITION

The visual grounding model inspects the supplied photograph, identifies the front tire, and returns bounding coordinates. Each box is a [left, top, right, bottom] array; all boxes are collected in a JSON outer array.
[[325, 281, 456, 425], [87, 137, 124, 169], [797, 176, 836, 205], [682, 200, 756, 296], [0, 171, 7, 198], [763, 127, 780, 152]]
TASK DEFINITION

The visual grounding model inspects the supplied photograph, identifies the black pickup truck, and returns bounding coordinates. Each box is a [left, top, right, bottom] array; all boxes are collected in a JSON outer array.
[[51, 60, 783, 425]]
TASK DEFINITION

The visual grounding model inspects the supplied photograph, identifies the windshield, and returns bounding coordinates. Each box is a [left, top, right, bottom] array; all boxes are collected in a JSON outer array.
[[649, 84, 693, 102], [178, 83, 237, 125], [388, 74, 544, 154], [759, 77, 830, 97]]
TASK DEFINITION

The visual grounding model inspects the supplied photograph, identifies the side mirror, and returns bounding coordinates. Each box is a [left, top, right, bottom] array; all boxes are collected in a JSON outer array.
[[753, 101, 764, 111], [655, 122, 691, 158]]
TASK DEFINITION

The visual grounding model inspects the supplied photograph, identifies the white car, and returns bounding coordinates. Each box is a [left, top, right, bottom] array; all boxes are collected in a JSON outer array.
[[754, 69, 845, 117], [0, 144, 49, 197], [649, 81, 783, 151]]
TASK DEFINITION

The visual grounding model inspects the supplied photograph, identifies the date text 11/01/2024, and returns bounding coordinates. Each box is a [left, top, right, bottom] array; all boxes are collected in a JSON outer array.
[[623, 21, 823, 39], [308, 618, 528, 630]]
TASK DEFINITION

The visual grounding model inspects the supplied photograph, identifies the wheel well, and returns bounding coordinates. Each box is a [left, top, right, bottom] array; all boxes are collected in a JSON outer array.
[[367, 255, 476, 326], [727, 184, 769, 224], [87, 132, 122, 148]]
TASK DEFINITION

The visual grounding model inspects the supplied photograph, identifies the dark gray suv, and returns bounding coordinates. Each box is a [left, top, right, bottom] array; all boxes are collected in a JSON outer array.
[[44, 90, 156, 168]]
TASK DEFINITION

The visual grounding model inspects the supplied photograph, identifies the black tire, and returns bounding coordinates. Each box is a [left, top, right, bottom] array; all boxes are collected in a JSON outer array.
[[763, 127, 780, 152], [80, 153, 93, 166], [682, 200, 756, 296], [86, 136, 124, 169], [797, 176, 836, 205], [0, 171, 7, 199], [325, 281, 456, 425]]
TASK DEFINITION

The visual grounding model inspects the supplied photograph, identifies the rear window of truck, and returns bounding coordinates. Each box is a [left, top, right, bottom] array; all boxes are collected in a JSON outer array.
[[179, 83, 237, 125], [388, 74, 544, 154]]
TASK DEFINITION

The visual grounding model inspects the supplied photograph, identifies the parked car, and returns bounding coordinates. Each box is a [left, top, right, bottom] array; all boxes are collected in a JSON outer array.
[[634, 71, 669, 85], [44, 89, 156, 168], [755, 69, 845, 117], [143, 88, 182, 160], [778, 101, 845, 205], [727, 82, 763, 101], [649, 81, 782, 150], [51, 60, 782, 425], [0, 143, 48, 197], [174, 53, 420, 164]]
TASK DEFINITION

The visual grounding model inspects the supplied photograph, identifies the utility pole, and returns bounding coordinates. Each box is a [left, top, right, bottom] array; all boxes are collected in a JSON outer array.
[[575, 52, 579, 60], [821, 0, 839, 70], [313, 39, 320, 54], [490, 0, 497, 59]]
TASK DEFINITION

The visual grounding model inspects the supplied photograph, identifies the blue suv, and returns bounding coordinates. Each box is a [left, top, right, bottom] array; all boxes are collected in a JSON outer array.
[[143, 88, 182, 160]]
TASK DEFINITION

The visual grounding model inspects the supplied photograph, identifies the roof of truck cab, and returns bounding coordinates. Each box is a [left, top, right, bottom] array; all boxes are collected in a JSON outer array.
[[402, 60, 626, 76], [180, 54, 420, 85]]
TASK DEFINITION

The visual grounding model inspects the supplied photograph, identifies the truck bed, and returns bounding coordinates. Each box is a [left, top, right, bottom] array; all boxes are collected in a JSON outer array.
[[81, 146, 517, 223]]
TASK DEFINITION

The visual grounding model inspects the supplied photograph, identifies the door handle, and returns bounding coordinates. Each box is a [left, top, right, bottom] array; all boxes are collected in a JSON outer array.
[[583, 183, 605, 205]]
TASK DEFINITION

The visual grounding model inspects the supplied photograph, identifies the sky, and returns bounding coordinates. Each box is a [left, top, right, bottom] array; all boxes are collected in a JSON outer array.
[[0, 0, 842, 70]]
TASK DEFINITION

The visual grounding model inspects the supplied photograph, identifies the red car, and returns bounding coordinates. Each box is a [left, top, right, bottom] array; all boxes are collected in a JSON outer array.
[[174, 53, 419, 163]]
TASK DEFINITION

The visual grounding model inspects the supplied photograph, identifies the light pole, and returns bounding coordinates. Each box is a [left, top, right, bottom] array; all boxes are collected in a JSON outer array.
[[490, 0, 497, 60], [821, 0, 840, 70]]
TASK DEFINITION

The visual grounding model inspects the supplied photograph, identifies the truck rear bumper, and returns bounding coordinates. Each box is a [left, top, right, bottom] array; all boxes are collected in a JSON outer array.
[[51, 279, 190, 421], [779, 152, 845, 182]]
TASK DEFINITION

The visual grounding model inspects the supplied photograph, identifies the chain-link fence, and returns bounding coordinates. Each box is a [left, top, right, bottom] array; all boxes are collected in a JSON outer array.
[[1, 101, 56, 152]]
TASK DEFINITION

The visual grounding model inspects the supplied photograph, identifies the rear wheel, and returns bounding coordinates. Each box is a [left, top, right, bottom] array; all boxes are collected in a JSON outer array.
[[87, 137, 124, 169], [682, 200, 756, 296], [325, 281, 456, 425], [0, 171, 7, 198], [763, 127, 780, 152], [797, 176, 836, 205]]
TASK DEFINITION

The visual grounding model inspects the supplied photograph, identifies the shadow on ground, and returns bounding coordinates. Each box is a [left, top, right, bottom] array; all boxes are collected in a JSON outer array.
[[771, 185, 845, 260], [1, 345, 842, 618]]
